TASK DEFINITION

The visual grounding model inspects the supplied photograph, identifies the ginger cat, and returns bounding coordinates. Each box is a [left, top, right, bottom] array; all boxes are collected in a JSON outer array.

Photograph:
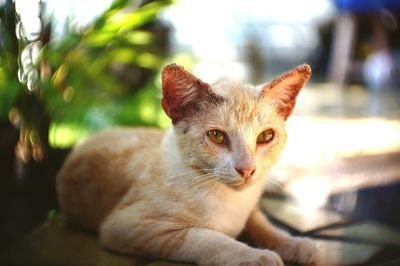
[[57, 64, 319, 266]]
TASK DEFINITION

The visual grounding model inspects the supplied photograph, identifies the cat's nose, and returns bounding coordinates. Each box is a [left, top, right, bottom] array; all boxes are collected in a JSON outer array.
[[235, 167, 256, 180]]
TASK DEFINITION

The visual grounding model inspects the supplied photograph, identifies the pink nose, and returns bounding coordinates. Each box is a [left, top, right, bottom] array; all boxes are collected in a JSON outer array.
[[235, 167, 256, 180]]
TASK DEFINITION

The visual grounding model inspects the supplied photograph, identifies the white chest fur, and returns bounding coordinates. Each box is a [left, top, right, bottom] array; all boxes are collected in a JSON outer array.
[[204, 184, 263, 237]]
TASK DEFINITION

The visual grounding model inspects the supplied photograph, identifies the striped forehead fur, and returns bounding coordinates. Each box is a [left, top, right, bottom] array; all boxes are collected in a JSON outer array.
[[207, 80, 281, 128]]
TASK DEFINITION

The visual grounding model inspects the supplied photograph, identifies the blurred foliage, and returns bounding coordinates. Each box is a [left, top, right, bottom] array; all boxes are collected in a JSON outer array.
[[0, 0, 174, 155]]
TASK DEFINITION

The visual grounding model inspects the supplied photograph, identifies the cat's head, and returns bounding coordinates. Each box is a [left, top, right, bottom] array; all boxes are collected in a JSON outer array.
[[161, 64, 310, 190]]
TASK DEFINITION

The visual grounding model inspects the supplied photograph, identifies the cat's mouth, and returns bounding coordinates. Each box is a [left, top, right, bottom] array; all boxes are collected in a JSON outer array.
[[226, 178, 253, 191]]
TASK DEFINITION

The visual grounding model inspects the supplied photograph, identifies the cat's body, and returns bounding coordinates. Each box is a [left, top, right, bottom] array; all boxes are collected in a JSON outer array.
[[57, 64, 319, 266]]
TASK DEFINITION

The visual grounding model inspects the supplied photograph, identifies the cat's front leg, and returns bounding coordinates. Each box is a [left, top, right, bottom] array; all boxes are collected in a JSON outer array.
[[172, 227, 283, 266], [100, 205, 283, 266], [244, 207, 319, 265]]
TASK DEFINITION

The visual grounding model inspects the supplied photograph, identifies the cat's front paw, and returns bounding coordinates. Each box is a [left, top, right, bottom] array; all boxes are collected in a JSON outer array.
[[274, 237, 319, 265], [237, 249, 283, 266]]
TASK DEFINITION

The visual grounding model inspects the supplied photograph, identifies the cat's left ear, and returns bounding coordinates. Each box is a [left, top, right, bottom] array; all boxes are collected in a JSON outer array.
[[259, 64, 311, 120]]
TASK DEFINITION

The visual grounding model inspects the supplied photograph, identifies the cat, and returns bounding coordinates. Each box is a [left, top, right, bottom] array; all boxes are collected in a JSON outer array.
[[57, 63, 319, 266]]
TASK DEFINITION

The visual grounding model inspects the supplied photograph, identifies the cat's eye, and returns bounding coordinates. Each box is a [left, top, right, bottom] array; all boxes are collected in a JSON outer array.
[[257, 129, 274, 144], [207, 129, 228, 145]]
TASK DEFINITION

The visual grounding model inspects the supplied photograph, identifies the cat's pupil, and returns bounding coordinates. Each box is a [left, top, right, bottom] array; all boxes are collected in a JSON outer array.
[[214, 130, 224, 143]]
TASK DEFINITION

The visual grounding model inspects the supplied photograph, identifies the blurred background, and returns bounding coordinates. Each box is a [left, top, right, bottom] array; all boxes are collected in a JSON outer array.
[[1, 0, 400, 253]]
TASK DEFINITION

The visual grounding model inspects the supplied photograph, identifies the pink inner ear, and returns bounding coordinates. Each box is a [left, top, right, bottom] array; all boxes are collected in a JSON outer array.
[[161, 64, 213, 123], [272, 84, 301, 120], [260, 64, 311, 120]]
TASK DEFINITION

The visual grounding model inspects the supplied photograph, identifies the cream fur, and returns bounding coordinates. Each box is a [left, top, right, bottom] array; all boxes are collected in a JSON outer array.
[[57, 64, 319, 266]]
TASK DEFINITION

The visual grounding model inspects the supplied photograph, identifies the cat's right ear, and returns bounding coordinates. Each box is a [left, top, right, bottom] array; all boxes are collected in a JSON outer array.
[[161, 64, 219, 123]]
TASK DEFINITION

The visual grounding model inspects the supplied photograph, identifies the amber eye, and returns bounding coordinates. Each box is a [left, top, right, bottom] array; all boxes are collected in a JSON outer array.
[[207, 129, 228, 145], [257, 129, 274, 144]]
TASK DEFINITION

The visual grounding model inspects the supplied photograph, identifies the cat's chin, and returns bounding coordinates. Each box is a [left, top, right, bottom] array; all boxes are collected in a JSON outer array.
[[225, 180, 253, 191]]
